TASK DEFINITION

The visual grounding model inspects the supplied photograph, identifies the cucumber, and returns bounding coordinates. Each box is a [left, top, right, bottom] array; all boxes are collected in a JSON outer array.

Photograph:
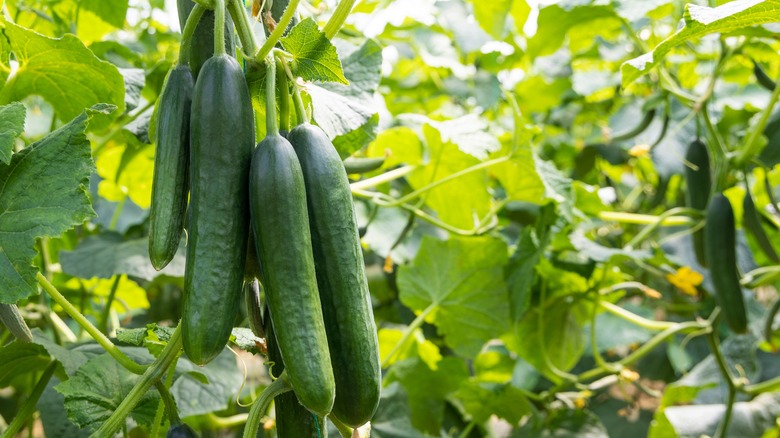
[[249, 134, 335, 416], [183, 54, 254, 365], [265, 311, 326, 438], [705, 194, 748, 334], [685, 139, 712, 267], [289, 123, 381, 427], [177, 0, 236, 78], [0, 304, 32, 343], [149, 65, 193, 271], [343, 156, 385, 174], [166, 423, 197, 438], [743, 188, 780, 263], [244, 278, 264, 339]]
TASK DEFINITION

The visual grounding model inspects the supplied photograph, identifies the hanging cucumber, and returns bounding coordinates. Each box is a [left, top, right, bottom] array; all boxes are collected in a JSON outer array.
[[343, 156, 386, 174], [166, 423, 197, 438], [684, 139, 712, 266], [177, 0, 236, 78], [244, 278, 264, 339], [249, 59, 334, 416], [0, 304, 32, 343], [289, 122, 381, 427], [705, 194, 748, 334], [182, 2, 254, 366], [743, 187, 780, 263], [149, 64, 193, 271]]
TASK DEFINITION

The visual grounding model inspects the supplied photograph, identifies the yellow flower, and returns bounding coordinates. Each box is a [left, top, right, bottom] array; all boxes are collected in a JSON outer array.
[[666, 266, 703, 296], [629, 143, 651, 157]]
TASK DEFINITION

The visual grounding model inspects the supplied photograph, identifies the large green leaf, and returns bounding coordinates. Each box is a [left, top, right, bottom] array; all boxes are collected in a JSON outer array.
[[397, 236, 510, 358], [371, 382, 425, 438], [622, 0, 780, 87], [281, 18, 347, 84], [467, 0, 513, 39], [0, 21, 125, 120], [0, 105, 113, 304], [79, 0, 129, 28], [527, 4, 617, 59], [0, 341, 50, 386], [0, 102, 25, 164]]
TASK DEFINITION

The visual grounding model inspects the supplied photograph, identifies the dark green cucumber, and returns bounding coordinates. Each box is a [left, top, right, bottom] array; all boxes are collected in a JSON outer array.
[[244, 278, 264, 338], [343, 156, 385, 174], [289, 124, 381, 427], [166, 423, 197, 438], [177, 0, 236, 78], [0, 304, 32, 343], [149, 65, 193, 271], [753, 60, 777, 91], [743, 188, 780, 263], [705, 194, 748, 334], [249, 134, 335, 416], [685, 139, 712, 267], [183, 54, 254, 365], [265, 311, 326, 438]]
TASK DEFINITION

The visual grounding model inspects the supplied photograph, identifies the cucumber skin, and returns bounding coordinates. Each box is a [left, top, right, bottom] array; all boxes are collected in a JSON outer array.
[[166, 424, 197, 438], [0, 304, 32, 343], [265, 312, 325, 438], [183, 55, 254, 365], [249, 134, 335, 417], [685, 139, 712, 267], [705, 194, 748, 334], [743, 189, 780, 263], [289, 124, 381, 427], [149, 65, 193, 271], [177, 0, 235, 78]]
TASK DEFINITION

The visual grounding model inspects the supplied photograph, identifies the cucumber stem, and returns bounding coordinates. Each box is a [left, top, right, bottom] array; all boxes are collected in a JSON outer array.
[[179, 4, 205, 65], [213, 0, 227, 56], [255, 0, 300, 61], [1, 361, 57, 438], [291, 85, 308, 124], [228, 0, 259, 57], [90, 325, 183, 438], [242, 372, 292, 438], [323, 0, 356, 39], [738, 71, 780, 166], [37, 272, 147, 375], [265, 56, 279, 135], [329, 415, 353, 438], [276, 57, 290, 131]]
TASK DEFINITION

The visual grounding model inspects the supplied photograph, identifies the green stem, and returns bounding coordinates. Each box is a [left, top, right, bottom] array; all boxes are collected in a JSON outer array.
[[322, 0, 356, 39], [537, 281, 577, 383], [738, 72, 780, 166], [99, 275, 123, 335], [350, 165, 418, 191], [599, 301, 675, 331], [265, 56, 279, 135], [381, 304, 436, 368], [291, 80, 308, 124], [204, 412, 249, 428], [276, 57, 290, 132], [37, 273, 147, 375], [329, 415, 353, 438], [155, 380, 181, 425], [707, 328, 737, 438], [213, 0, 227, 56], [108, 196, 126, 231], [597, 211, 697, 227], [179, 4, 205, 65], [1, 361, 57, 438], [255, 0, 300, 61], [90, 325, 183, 438], [242, 372, 293, 438], [228, 0, 259, 57], [625, 207, 701, 250]]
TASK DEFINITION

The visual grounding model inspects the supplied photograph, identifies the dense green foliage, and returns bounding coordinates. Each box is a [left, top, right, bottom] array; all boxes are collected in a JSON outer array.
[[1, 0, 780, 437]]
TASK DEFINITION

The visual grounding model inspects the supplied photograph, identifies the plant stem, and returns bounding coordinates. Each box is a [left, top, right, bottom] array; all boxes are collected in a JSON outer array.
[[179, 4, 205, 65], [228, 0, 259, 57], [90, 325, 183, 438], [625, 207, 701, 250], [330, 415, 353, 438], [99, 274, 123, 335], [350, 165, 418, 191], [276, 57, 290, 131], [213, 0, 227, 56], [292, 85, 307, 124], [738, 73, 780, 166], [255, 0, 299, 61], [597, 211, 697, 227], [108, 196, 126, 231], [599, 301, 675, 331], [381, 304, 436, 367], [265, 56, 279, 135], [707, 328, 737, 438], [1, 361, 56, 438], [37, 273, 147, 375], [242, 372, 293, 438], [322, 0, 356, 39]]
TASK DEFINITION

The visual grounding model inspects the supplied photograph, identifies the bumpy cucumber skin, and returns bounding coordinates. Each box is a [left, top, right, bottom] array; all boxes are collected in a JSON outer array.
[[183, 55, 254, 365], [166, 423, 197, 438], [249, 134, 335, 416], [265, 313, 325, 438], [705, 194, 748, 334], [176, 0, 236, 78], [743, 189, 780, 263], [0, 304, 32, 343], [289, 124, 381, 427], [149, 65, 193, 271], [244, 278, 264, 338], [685, 139, 712, 267]]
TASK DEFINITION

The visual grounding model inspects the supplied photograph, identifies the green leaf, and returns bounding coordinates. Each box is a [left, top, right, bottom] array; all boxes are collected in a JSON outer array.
[[0, 30, 10, 86], [468, 0, 513, 39], [281, 18, 348, 84], [79, 0, 129, 28], [385, 357, 469, 434], [656, 393, 780, 438], [456, 380, 533, 424], [622, 0, 780, 87], [527, 4, 617, 59], [59, 233, 185, 281], [171, 350, 243, 418], [371, 382, 425, 438], [32, 329, 91, 376], [512, 409, 609, 437], [0, 341, 50, 386], [0, 105, 113, 304], [56, 353, 159, 432], [397, 236, 511, 358], [0, 101, 25, 164], [0, 21, 125, 120], [230, 327, 265, 355]]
